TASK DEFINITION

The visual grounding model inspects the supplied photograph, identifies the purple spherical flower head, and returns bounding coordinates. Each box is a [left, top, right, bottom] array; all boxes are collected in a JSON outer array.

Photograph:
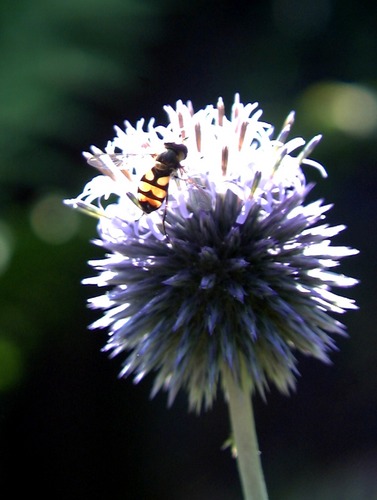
[[66, 94, 358, 412]]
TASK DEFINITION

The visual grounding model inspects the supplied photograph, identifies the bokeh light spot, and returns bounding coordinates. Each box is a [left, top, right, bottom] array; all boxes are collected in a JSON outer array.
[[0, 337, 23, 392], [30, 193, 80, 244], [299, 82, 377, 138]]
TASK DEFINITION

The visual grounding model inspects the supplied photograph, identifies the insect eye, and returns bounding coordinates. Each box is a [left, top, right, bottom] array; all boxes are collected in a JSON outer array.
[[164, 142, 188, 160]]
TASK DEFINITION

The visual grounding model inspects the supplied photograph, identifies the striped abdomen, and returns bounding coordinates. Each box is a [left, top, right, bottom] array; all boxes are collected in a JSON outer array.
[[137, 164, 177, 213]]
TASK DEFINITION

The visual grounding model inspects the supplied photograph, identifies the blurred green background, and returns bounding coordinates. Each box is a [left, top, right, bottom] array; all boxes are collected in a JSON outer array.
[[0, 0, 375, 498]]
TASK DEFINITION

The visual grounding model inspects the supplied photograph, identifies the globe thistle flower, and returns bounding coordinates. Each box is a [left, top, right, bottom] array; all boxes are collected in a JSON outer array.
[[66, 94, 358, 499], [66, 94, 358, 413]]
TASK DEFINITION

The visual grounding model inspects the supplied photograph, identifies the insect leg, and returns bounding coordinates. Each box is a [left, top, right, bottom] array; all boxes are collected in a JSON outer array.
[[162, 192, 170, 240]]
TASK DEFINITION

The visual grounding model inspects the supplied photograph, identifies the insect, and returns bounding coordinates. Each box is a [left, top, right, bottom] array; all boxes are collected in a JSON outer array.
[[136, 142, 188, 213], [86, 142, 188, 235]]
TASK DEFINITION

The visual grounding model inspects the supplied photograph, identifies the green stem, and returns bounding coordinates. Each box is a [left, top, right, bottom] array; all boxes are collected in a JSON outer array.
[[222, 366, 269, 500]]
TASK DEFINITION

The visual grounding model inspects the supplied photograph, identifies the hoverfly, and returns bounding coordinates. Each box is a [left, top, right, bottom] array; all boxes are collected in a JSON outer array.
[[86, 142, 189, 235], [135, 142, 188, 213]]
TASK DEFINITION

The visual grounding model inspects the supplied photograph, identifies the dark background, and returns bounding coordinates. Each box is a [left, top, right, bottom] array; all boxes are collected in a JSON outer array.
[[0, 0, 375, 498]]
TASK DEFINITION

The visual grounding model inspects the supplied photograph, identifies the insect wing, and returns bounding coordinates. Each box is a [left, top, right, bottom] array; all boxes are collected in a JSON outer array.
[[86, 152, 157, 186], [86, 153, 127, 169], [85, 153, 136, 181]]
